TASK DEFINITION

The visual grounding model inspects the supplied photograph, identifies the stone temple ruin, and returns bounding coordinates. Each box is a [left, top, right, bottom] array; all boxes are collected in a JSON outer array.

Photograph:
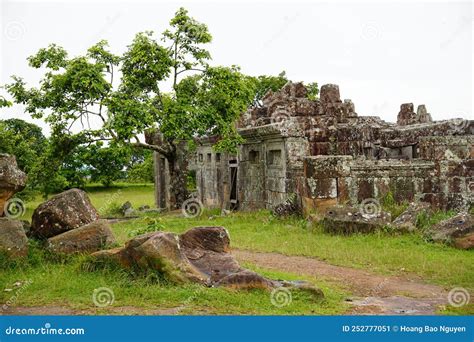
[[168, 82, 473, 214]]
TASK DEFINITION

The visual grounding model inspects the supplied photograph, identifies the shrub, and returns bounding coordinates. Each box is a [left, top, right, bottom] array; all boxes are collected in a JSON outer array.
[[128, 217, 165, 237]]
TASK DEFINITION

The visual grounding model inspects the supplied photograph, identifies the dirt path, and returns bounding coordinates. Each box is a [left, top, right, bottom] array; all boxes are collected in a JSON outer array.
[[233, 249, 449, 315], [2, 249, 451, 316]]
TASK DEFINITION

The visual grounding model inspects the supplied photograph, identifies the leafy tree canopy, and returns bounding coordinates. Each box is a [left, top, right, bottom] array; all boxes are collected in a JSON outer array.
[[2, 7, 254, 158]]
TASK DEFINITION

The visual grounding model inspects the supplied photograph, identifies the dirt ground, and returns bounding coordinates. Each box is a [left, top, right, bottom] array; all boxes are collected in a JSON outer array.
[[1, 249, 453, 316], [233, 249, 449, 315]]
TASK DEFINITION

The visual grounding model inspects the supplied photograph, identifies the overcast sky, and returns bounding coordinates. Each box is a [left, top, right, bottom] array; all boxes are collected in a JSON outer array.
[[1, 0, 472, 135]]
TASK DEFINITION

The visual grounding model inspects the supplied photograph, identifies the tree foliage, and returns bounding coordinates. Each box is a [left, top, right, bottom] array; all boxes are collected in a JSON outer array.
[[249, 71, 288, 107], [0, 7, 315, 202], [0, 118, 47, 173], [2, 8, 255, 159]]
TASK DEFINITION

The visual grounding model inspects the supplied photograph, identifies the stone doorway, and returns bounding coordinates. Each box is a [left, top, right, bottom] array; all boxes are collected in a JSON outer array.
[[229, 160, 238, 210]]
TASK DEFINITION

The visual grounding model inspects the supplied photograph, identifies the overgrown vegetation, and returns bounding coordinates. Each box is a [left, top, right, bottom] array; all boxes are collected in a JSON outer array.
[[380, 191, 408, 220], [0, 237, 348, 315], [6, 185, 473, 315]]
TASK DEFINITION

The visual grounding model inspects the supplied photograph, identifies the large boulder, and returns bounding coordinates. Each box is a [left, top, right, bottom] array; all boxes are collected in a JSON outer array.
[[425, 212, 474, 250], [92, 226, 324, 297], [0, 154, 27, 217], [47, 220, 116, 254], [92, 230, 210, 284], [31, 189, 99, 239], [0, 217, 28, 257], [179, 226, 242, 283], [391, 202, 431, 232], [321, 206, 391, 235], [93, 227, 241, 284]]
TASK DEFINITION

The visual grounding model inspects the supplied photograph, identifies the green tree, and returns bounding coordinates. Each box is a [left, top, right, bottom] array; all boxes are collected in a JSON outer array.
[[249, 71, 288, 107], [306, 82, 319, 100], [2, 7, 255, 207], [126, 149, 154, 183], [84, 143, 131, 187], [0, 118, 47, 173]]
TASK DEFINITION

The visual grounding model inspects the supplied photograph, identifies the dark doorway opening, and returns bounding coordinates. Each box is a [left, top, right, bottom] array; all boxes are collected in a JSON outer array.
[[229, 160, 238, 210]]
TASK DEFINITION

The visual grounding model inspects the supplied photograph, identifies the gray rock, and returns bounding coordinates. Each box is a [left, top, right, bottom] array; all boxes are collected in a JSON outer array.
[[0, 154, 27, 217], [31, 188, 99, 239], [120, 201, 132, 214], [0, 217, 28, 257], [425, 212, 473, 250], [321, 206, 391, 235], [47, 220, 116, 254], [92, 226, 324, 296], [392, 202, 431, 232]]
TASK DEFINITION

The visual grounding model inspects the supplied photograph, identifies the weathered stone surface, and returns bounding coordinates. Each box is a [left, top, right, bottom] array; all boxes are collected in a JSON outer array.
[[47, 220, 116, 254], [191, 82, 472, 213], [180, 226, 242, 283], [93, 229, 217, 284], [416, 105, 433, 124], [0, 217, 28, 257], [92, 226, 324, 296], [321, 206, 391, 235], [272, 198, 299, 217], [320, 84, 341, 104], [31, 188, 99, 239], [215, 270, 275, 289], [391, 202, 431, 232], [0, 154, 27, 216], [397, 103, 417, 126], [425, 212, 474, 250]]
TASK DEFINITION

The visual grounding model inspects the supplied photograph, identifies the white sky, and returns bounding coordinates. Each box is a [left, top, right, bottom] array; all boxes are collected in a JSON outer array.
[[1, 0, 473, 135]]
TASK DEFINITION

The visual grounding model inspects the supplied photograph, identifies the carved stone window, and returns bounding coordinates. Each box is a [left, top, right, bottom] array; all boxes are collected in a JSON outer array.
[[249, 150, 260, 163], [267, 149, 282, 165]]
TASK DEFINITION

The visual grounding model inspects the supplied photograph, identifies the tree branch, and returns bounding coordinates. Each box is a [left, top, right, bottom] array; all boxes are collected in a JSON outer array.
[[131, 141, 172, 157]]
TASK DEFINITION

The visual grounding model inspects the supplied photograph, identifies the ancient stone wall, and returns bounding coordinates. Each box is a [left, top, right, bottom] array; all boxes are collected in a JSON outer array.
[[302, 154, 473, 213], [194, 82, 472, 213]]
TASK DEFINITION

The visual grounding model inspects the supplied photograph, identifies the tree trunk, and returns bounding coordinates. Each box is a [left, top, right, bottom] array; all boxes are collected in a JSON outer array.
[[167, 144, 189, 209], [144, 130, 189, 210]]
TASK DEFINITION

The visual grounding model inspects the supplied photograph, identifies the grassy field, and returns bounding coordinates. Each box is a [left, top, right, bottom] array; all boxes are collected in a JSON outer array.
[[3, 184, 473, 315], [23, 183, 155, 220], [0, 243, 349, 315]]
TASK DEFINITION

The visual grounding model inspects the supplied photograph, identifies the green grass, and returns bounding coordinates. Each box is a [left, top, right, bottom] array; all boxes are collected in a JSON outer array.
[[0, 243, 349, 315], [9, 184, 473, 314], [23, 183, 155, 220], [110, 210, 474, 292]]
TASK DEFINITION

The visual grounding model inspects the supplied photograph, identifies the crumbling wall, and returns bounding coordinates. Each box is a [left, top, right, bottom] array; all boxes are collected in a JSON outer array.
[[303, 153, 473, 213], [195, 82, 472, 213]]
